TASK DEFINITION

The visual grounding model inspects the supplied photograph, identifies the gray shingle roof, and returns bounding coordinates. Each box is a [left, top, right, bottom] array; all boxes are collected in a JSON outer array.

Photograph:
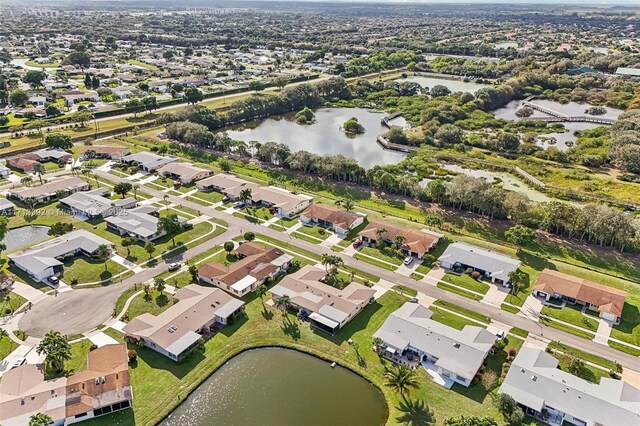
[[500, 347, 640, 425], [438, 242, 521, 282]]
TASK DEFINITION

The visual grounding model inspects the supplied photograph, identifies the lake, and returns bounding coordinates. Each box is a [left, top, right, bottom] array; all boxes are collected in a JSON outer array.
[[160, 348, 388, 426], [396, 76, 486, 94], [223, 107, 407, 168], [3, 225, 51, 252]]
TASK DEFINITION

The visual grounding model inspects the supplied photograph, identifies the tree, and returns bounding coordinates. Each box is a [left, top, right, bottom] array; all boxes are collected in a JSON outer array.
[[24, 197, 38, 212], [144, 242, 156, 259], [272, 76, 288, 89], [124, 99, 144, 118], [158, 214, 183, 246], [219, 158, 232, 172], [184, 87, 203, 104], [493, 393, 524, 425], [121, 237, 134, 257], [74, 109, 93, 127], [275, 294, 291, 317], [335, 198, 355, 211], [154, 277, 166, 295], [133, 184, 140, 200], [480, 370, 498, 391], [384, 363, 419, 401], [29, 413, 54, 426], [21, 175, 33, 187], [45, 133, 73, 150], [96, 244, 111, 271], [64, 51, 91, 68], [504, 225, 536, 251], [393, 234, 406, 249], [223, 241, 235, 254], [444, 416, 498, 426], [430, 84, 451, 97], [188, 264, 198, 282], [248, 80, 265, 93], [256, 284, 268, 302], [45, 104, 61, 117], [321, 253, 343, 276], [36, 330, 72, 373], [32, 162, 46, 185], [10, 89, 29, 106], [0, 242, 6, 257], [243, 231, 256, 241], [342, 117, 365, 134], [23, 70, 46, 89], [239, 188, 253, 208], [435, 124, 464, 146], [113, 182, 133, 198]]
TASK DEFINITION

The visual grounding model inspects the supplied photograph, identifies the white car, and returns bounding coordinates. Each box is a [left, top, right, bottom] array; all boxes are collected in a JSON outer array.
[[495, 330, 505, 341], [168, 262, 181, 272], [403, 256, 414, 265], [232, 201, 245, 209], [11, 357, 26, 369]]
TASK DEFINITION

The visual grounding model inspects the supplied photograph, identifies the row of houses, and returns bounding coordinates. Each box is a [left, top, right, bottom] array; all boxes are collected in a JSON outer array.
[[0, 344, 132, 426]]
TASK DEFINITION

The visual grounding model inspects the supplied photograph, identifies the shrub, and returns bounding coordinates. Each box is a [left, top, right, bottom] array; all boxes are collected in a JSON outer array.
[[128, 349, 138, 361]]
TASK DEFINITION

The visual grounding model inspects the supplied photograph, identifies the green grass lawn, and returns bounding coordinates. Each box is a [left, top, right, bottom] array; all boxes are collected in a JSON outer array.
[[547, 341, 620, 371], [501, 304, 520, 314], [509, 327, 529, 338], [296, 224, 331, 241], [83, 290, 509, 426], [126, 290, 177, 319], [432, 300, 491, 324], [611, 302, 640, 346], [539, 317, 595, 340], [608, 340, 640, 356], [541, 304, 599, 332], [436, 282, 483, 300], [61, 257, 126, 284], [393, 285, 417, 297], [1, 292, 28, 315], [354, 253, 397, 271], [429, 306, 484, 330], [0, 336, 19, 359], [359, 246, 404, 266], [442, 273, 490, 295], [192, 190, 225, 204]]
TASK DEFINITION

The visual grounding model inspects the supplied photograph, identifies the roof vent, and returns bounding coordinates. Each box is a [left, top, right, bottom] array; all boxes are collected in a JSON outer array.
[[520, 368, 525, 373], [453, 342, 460, 348], [531, 375, 537, 381]]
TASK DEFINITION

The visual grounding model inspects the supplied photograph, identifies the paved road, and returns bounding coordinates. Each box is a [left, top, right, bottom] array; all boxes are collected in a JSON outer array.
[[18, 225, 238, 337], [18, 171, 640, 371]]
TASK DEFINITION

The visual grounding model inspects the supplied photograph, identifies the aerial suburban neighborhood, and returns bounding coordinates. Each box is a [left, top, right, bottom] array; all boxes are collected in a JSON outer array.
[[0, 1, 639, 426]]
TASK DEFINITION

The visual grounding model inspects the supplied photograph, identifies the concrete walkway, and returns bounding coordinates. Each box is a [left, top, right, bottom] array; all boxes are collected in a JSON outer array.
[[594, 318, 613, 345], [10, 281, 47, 302]]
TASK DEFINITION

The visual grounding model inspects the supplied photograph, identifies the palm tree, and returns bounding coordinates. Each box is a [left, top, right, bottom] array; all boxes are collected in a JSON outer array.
[[342, 198, 355, 211], [154, 277, 166, 295], [121, 237, 134, 258], [36, 330, 72, 373], [71, 165, 81, 176], [256, 284, 268, 303], [24, 197, 38, 212], [143, 283, 151, 297], [20, 175, 33, 187], [144, 242, 156, 259], [163, 194, 170, 207], [375, 227, 387, 241], [394, 234, 406, 249], [133, 183, 140, 200], [275, 294, 291, 317], [29, 413, 53, 426], [384, 364, 420, 401], [239, 188, 252, 209], [96, 244, 111, 272], [32, 162, 46, 185]]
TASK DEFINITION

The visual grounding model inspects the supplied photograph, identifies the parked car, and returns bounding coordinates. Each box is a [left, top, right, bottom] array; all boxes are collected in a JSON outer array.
[[409, 297, 418, 303], [66, 158, 74, 164], [222, 196, 230, 203], [11, 357, 26, 369], [495, 330, 505, 341], [168, 262, 181, 272], [233, 201, 245, 209], [48, 276, 59, 285], [403, 256, 414, 265], [352, 239, 363, 249]]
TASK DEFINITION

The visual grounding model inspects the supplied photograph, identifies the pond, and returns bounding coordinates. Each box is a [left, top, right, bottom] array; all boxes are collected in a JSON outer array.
[[160, 348, 388, 426], [395, 75, 486, 94], [3, 225, 51, 252], [441, 164, 552, 203], [223, 107, 406, 168]]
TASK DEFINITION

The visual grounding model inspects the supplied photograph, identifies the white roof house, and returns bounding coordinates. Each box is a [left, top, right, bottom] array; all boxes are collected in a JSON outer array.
[[105, 205, 186, 242], [8, 230, 114, 282], [374, 303, 495, 387], [60, 187, 137, 219], [500, 347, 640, 425], [120, 152, 178, 172], [438, 242, 521, 285]]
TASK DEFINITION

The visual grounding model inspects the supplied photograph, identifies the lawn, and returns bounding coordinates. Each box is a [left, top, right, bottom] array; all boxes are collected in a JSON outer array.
[[359, 246, 404, 266], [429, 306, 484, 330], [432, 300, 491, 324], [436, 282, 483, 300], [547, 341, 620, 372], [393, 284, 417, 297], [501, 304, 520, 314], [190, 190, 224, 204], [83, 291, 508, 426], [611, 302, 640, 346], [608, 340, 640, 356], [354, 253, 398, 271], [441, 273, 490, 295], [295, 224, 331, 241], [0, 335, 19, 360], [540, 304, 599, 332], [539, 317, 595, 340], [61, 257, 127, 284], [1, 292, 28, 315], [126, 290, 177, 319]]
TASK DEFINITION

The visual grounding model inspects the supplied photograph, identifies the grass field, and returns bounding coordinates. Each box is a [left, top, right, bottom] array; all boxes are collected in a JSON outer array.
[[441, 273, 490, 295], [432, 300, 491, 324], [540, 304, 599, 332], [436, 282, 483, 300]]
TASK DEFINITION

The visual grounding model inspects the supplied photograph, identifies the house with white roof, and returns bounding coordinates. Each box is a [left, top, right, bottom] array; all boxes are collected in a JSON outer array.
[[438, 242, 521, 287], [60, 187, 137, 220], [500, 347, 640, 425], [104, 205, 187, 242], [269, 266, 375, 334], [8, 230, 114, 282], [120, 152, 178, 173], [374, 303, 495, 388], [123, 285, 245, 361]]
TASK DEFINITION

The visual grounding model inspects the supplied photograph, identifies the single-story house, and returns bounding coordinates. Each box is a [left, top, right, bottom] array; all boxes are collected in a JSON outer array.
[[615, 67, 640, 77], [269, 266, 376, 334], [9, 176, 90, 204], [8, 229, 114, 282], [60, 187, 137, 220], [7, 148, 72, 172], [157, 162, 212, 185], [195, 173, 312, 218], [533, 269, 627, 324], [358, 220, 443, 259], [374, 303, 495, 388], [79, 145, 131, 160], [0, 164, 11, 178], [300, 204, 366, 237], [499, 347, 640, 426], [198, 242, 292, 297], [438, 242, 521, 287], [120, 152, 178, 173], [0, 344, 132, 426], [0, 198, 16, 216], [123, 285, 245, 361], [104, 205, 187, 242]]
